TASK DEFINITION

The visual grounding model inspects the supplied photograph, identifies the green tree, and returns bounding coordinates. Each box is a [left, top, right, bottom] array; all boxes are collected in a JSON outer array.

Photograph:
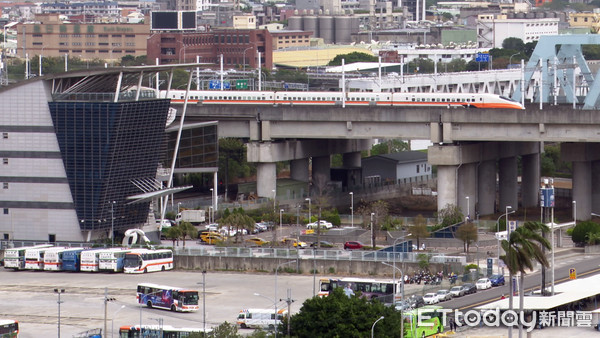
[[179, 221, 198, 247], [408, 214, 430, 249], [273, 69, 308, 83], [370, 139, 410, 155], [357, 200, 389, 248], [219, 138, 254, 198], [289, 287, 403, 337], [163, 226, 183, 247], [436, 203, 463, 227], [456, 221, 478, 253], [445, 58, 467, 72], [328, 52, 378, 66], [500, 221, 550, 335], [502, 37, 525, 51]]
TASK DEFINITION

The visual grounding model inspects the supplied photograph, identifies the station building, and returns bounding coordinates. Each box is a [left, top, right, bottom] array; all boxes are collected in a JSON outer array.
[[0, 66, 217, 242]]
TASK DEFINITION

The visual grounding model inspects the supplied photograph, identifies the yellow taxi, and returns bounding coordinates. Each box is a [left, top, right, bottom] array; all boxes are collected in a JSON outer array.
[[245, 237, 270, 247], [281, 237, 308, 248], [200, 231, 224, 245]]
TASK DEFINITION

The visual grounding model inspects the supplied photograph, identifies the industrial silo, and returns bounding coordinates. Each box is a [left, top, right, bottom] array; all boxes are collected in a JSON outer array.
[[335, 16, 352, 44], [304, 16, 319, 39], [289, 16, 303, 31], [319, 16, 335, 44]]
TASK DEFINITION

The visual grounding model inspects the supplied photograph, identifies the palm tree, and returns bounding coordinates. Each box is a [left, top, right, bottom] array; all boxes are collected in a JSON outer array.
[[178, 221, 198, 248], [221, 212, 255, 243], [500, 221, 550, 338]]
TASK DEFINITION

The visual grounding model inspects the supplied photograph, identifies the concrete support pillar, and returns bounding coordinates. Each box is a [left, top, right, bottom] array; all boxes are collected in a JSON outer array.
[[573, 161, 592, 221], [478, 160, 496, 215], [498, 156, 518, 211], [312, 156, 331, 185], [521, 153, 540, 208], [256, 162, 276, 198], [437, 165, 457, 212], [457, 163, 477, 219], [343, 151, 361, 168], [290, 158, 309, 182], [593, 160, 600, 215]]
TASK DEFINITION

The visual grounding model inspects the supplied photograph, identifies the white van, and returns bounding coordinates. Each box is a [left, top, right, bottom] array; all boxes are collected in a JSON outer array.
[[236, 308, 287, 329]]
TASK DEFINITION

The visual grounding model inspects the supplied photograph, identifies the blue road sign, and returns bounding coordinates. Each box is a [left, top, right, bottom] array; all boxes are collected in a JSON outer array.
[[209, 80, 230, 89], [476, 53, 490, 62]]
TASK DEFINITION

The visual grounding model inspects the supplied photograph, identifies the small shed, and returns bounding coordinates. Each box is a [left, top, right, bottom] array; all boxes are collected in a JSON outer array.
[[362, 151, 432, 185]]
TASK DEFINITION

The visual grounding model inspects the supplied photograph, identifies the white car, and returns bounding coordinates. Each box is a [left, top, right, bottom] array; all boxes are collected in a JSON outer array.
[[476, 278, 492, 290], [423, 293, 439, 304], [306, 220, 333, 229]]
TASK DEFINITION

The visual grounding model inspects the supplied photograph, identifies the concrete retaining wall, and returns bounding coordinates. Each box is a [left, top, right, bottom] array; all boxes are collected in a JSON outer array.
[[174, 255, 461, 276]]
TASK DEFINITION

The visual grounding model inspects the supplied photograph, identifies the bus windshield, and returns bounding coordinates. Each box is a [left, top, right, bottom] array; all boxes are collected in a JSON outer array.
[[124, 255, 141, 268], [181, 291, 199, 305]]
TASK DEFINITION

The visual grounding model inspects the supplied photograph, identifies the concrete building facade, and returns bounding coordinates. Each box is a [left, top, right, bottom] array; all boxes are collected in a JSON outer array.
[[16, 14, 150, 60]]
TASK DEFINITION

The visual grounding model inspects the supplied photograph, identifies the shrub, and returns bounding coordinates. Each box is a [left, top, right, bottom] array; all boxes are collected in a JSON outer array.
[[571, 221, 600, 245]]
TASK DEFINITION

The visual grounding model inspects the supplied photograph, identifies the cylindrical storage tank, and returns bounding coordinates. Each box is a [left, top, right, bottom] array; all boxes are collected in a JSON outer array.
[[289, 16, 303, 31], [335, 16, 352, 44], [319, 16, 334, 44], [304, 16, 318, 38], [351, 17, 360, 34]]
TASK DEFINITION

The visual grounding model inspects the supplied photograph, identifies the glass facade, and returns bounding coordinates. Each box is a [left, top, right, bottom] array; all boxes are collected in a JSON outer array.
[[167, 124, 218, 169], [48, 99, 171, 232]]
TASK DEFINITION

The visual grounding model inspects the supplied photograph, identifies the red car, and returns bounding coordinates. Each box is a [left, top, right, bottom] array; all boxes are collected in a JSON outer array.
[[344, 241, 364, 250]]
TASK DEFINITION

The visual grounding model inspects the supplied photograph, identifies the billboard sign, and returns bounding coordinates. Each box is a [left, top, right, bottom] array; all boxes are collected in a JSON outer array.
[[151, 11, 197, 31]]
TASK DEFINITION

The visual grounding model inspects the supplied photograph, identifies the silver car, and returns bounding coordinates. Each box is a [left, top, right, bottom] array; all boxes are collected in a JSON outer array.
[[436, 289, 453, 301]]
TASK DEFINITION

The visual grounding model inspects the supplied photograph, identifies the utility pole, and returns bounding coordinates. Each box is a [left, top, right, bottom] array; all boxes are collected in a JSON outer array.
[[281, 288, 295, 337], [104, 287, 116, 337]]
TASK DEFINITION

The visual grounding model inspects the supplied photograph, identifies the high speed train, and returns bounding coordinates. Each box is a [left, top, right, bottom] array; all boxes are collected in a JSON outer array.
[[159, 90, 525, 109]]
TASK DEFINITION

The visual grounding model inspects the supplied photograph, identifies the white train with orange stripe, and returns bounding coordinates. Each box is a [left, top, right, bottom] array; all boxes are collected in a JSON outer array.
[[161, 90, 524, 109]]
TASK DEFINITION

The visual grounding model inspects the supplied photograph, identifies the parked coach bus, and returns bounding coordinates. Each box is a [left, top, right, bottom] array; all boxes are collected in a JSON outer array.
[[137, 283, 199, 312], [80, 248, 112, 272], [99, 249, 132, 272], [24, 246, 65, 270], [124, 249, 173, 273], [318, 277, 402, 303], [43, 248, 86, 271], [62, 248, 86, 271], [0, 319, 19, 338], [236, 308, 287, 330], [3, 244, 52, 270], [119, 324, 211, 337]]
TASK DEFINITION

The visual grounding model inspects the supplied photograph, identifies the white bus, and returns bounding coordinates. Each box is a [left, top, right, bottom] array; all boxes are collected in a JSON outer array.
[[3, 244, 53, 270], [136, 283, 199, 312], [98, 248, 132, 272], [236, 308, 287, 330], [123, 249, 174, 274], [24, 246, 64, 270], [43, 247, 86, 271], [80, 248, 121, 272]]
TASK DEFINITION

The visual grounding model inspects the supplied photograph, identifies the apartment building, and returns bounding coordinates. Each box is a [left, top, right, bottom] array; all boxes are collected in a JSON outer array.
[[16, 13, 150, 60]]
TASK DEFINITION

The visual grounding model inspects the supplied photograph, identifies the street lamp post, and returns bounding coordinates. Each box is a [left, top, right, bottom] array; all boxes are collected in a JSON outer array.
[[573, 200, 577, 225], [279, 209, 284, 242], [54, 288, 65, 338], [210, 188, 214, 222], [350, 192, 354, 227], [110, 201, 116, 247], [305, 198, 311, 223], [242, 46, 253, 72], [497, 206, 514, 274], [272, 189, 276, 213], [508, 52, 520, 69], [197, 271, 207, 334], [110, 305, 126, 338], [371, 316, 384, 338], [370, 213, 375, 247], [466, 196, 470, 221]]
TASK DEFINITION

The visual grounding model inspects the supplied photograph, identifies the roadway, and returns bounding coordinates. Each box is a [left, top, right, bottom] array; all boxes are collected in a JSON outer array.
[[442, 252, 600, 311]]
